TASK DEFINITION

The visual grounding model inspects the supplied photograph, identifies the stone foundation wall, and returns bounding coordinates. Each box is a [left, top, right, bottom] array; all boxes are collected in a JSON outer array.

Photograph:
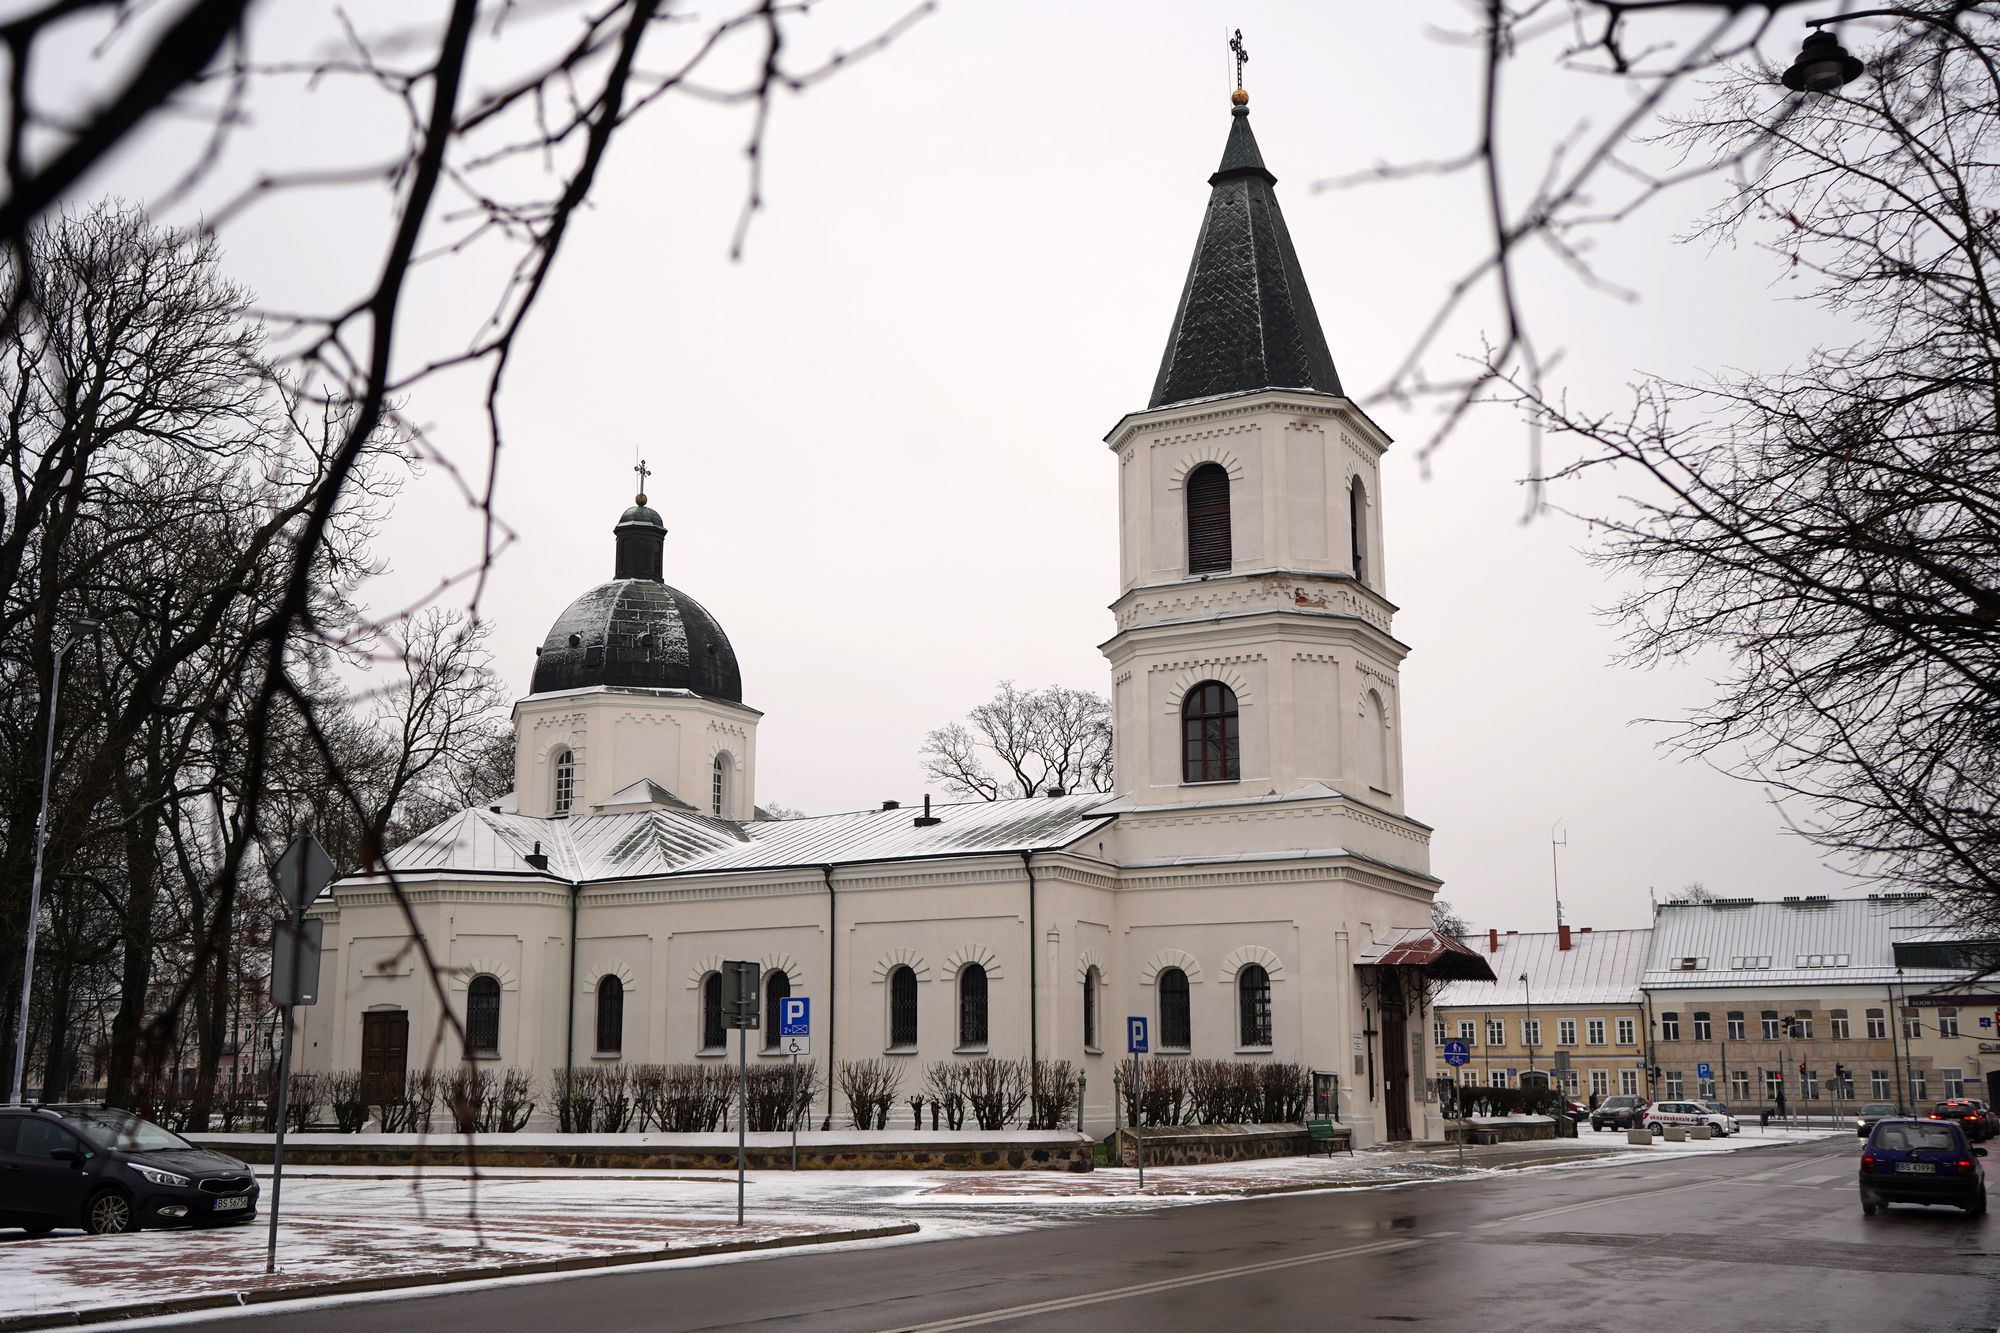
[[1111, 1122, 1311, 1167], [190, 1132, 1094, 1172]]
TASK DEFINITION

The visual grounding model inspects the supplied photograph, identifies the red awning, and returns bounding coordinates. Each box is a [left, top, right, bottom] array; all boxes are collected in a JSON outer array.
[[1358, 929, 1498, 982]]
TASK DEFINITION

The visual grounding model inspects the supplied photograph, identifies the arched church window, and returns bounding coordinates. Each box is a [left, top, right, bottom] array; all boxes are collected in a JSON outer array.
[[1158, 968, 1191, 1049], [595, 974, 623, 1056], [889, 966, 918, 1049], [763, 969, 791, 1050], [1362, 689, 1390, 793], [1349, 477, 1369, 586], [712, 753, 730, 817], [702, 972, 725, 1050], [552, 748, 575, 817], [1186, 463, 1232, 574], [466, 975, 501, 1056], [1083, 965, 1100, 1049], [1182, 682, 1240, 784], [958, 963, 989, 1048], [1238, 964, 1272, 1047]]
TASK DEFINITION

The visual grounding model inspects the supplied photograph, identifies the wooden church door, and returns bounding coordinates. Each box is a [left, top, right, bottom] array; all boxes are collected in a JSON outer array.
[[360, 1010, 409, 1103], [1381, 1005, 1411, 1141]]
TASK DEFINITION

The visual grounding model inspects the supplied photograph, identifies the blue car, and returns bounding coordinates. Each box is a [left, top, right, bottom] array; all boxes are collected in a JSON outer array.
[[1860, 1117, 1989, 1216]]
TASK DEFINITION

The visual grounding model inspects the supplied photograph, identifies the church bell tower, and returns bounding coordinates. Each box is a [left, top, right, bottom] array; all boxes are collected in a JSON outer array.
[[1101, 90, 1410, 814]]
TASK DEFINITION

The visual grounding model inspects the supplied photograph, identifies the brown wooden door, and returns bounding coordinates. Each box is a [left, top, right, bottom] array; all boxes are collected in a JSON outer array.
[[1381, 1007, 1411, 1140], [360, 1010, 409, 1104]]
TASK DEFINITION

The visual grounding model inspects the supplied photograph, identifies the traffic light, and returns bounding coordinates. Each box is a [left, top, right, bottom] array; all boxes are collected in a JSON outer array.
[[1799, 1062, 1807, 1076]]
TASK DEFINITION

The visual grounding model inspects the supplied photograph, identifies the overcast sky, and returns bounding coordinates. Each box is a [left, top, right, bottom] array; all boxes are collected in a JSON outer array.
[[63, 0, 1867, 934]]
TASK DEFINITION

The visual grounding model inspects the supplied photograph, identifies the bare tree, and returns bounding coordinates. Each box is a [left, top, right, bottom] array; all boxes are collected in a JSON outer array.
[[1431, 898, 1472, 938], [921, 681, 1112, 801]]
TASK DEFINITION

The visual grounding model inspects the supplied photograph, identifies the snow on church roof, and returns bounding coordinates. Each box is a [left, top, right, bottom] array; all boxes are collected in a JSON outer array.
[[364, 792, 1118, 885]]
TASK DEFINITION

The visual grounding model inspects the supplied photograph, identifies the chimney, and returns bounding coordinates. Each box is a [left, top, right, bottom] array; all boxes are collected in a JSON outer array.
[[1558, 925, 1572, 952], [881, 800, 901, 810], [1580, 927, 1592, 933], [524, 840, 549, 872], [1488, 928, 1499, 953], [913, 794, 941, 828]]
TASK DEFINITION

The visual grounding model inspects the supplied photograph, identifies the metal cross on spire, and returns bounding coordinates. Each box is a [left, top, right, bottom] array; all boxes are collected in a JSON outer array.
[[1230, 29, 1248, 91], [634, 456, 651, 503]]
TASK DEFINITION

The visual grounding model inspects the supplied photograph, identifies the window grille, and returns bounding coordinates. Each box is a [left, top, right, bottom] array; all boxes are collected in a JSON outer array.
[[1185, 463, 1232, 573], [1159, 968, 1191, 1048], [466, 976, 501, 1055], [703, 972, 725, 1049], [553, 749, 575, 816], [959, 964, 989, 1047], [763, 969, 791, 1050], [595, 975, 622, 1055], [1181, 682, 1241, 783], [890, 966, 918, 1048], [1238, 964, 1272, 1047]]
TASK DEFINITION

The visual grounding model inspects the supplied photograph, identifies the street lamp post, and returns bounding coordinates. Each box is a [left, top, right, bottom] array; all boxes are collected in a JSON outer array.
[[1520, 973, 1536, 1088], [9, 617, 102, 1106]]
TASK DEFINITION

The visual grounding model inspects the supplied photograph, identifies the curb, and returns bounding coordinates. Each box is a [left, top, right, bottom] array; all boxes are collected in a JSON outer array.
[[0, 1222, 920, 1331]]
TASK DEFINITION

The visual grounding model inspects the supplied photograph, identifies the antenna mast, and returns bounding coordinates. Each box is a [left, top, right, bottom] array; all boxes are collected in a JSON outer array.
[[1550, 819, 1567, 930]]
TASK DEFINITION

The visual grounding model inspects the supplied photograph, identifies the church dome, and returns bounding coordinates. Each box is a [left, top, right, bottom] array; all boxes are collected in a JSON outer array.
[[528, 494, 744, 702]]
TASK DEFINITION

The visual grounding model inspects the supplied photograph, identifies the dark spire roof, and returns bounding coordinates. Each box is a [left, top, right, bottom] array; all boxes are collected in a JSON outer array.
[[1148, 99, 1343, 409]]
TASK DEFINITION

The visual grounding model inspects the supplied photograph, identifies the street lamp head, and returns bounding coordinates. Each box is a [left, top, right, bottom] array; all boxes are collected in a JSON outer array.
[[1783, 30, 1864, 93], [70, 618, 102, 637]]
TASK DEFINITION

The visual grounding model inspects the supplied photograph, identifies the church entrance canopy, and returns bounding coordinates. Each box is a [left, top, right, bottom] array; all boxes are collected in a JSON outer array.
[[1355, 928, 1498, 983]]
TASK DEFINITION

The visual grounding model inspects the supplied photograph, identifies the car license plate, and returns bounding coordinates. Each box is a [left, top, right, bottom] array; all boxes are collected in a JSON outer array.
[[213, 1195, 250, 1210], [1895, 1162, 1936, 1174]]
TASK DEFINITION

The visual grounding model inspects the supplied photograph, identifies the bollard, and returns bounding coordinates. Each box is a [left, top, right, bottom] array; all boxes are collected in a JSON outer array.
[[1691, 1124, 1712, 1140], [1665, 1126, 1687, 1143], [1627, 1127, 1651, 1145]]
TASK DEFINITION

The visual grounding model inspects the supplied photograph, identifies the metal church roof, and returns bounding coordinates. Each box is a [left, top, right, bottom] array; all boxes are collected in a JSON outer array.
[[1640, 895, 1964, 990], [362, 792, 1119, 886], [1432, 927, 1653, 1009]]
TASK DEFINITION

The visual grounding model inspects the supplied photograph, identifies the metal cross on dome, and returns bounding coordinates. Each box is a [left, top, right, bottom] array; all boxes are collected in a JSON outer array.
[[1230, 29, 1248, 91], [634, 456, 651, 501]]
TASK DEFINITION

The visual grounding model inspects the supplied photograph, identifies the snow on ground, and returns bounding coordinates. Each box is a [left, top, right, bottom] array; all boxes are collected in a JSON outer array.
[[0, 1124, 1846, 1323]]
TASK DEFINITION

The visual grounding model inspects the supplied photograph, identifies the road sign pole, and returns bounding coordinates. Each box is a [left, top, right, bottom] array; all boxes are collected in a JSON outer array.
[[264, 1003, 293, 1274], [1134, 1048, 1143, 1192], [790, 1052, 799, 1172]]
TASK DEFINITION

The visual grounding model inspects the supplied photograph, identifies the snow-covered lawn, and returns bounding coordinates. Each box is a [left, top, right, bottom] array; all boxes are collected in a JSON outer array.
[[0, 1124, 1847, 1325]]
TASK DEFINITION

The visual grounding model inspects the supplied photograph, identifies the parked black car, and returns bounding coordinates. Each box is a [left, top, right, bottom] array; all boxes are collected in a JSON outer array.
[[1590, 1095, 1649, 1131], [1860, 1117, 1988, 1215], [1932, 1100, 2000, 1142], [0, 1105, 259, 1234]]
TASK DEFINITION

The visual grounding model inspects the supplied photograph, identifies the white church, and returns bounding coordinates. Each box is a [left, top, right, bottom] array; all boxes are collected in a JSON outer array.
[[301, 90, 1495, 1145]]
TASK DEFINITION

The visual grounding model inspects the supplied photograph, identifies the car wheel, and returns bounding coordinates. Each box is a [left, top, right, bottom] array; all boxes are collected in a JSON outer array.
[[1968, 1193, 1989, 1217], [1591, 1122, 1600, 1132], [84, 1190, 134, 1235], [1862, 1200, 1878, 1215], [1646, 1122, 1665, 1136]]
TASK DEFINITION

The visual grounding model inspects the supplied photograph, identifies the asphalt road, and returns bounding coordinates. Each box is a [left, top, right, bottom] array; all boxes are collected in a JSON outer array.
[[163, 1137, 1999, 1333]]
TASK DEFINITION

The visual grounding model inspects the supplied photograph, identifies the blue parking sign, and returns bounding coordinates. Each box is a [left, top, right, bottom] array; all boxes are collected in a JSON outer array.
[[1128, 1017, 1149, 1053], [1443, 1039, 1470, 1067], [1697, 1062, 1712, 1080], [781, 996, 809, 1036]]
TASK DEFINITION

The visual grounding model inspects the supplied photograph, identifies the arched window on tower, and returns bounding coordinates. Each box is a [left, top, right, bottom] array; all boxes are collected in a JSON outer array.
[[889, 966, 918, 1049], [466, 975, 501, 1056], [763, 969, 791, 1050], [702, 972, 726, 1050], [595, 974, 623, 1056], [1083, 965, 1100, 1050], [1349, 477, 1369, 586], [1185, 463, 1232, 574], [712, 753, 730, 817], [1158, 967, 1191, 1050], [1361, 689, 1390, 793], [552, 748, 575, 817], [1182, 682, 1240, 784], [958, 963, 989, 1049], [1238, 964, 1272, 1047]]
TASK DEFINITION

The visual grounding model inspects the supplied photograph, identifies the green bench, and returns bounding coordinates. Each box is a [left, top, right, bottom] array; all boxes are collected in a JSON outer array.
[[1306, 1118, 1353, 1156]]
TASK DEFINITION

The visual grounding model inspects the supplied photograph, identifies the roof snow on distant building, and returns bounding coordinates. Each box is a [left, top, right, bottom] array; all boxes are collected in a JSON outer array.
[[1433, 926, 1650, 1010], [1642, 894, 1963, 990]]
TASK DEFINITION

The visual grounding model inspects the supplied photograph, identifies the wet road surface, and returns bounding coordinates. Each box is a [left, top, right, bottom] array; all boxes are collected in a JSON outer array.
[[150, 1136, 1999, 1333]]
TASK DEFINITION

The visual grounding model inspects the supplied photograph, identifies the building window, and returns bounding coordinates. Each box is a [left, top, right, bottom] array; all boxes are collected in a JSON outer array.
[[763, 969, 791, 1050], [1083, 966, 1100, 1049], [1185, 462, 1233, 574], [1730, 1070, 1751, 1101], [1910, 1071, 1928, 1104], [1802, 1069, 1820, 1100], [1459, 1019, 1477, 1043], [1828, 1008, 1850, 1039], [1489, 1070, 1508, 1088], [1558, 1019, 1576, 1046], [1616, 1018, 1635, 1045], [1793, 1011, 1814, 1040], [594, 975, 623, 1056], [1461, 1068, 1479, 1087], [889, 966, 919, 1049], [712, 753, 730, 817], [1945, 1068, 1965, 1098], [1692, 1012, 1712, 1041], [1939, 1008, 1961, 1038], [1761, 1011, 1781, 1040], [1159, 968, 1192, 1049], [552, 748, 575, 817], [1361, 689, 1391, 793], [1872, 1070, 1892, 1099], [1181, 682, 1241, 784], [959, 963, 990, 1048], [1238, 964, 1272, 1047], [1660, 1012, 1681, 1041], [1866, 1008, 1887, 1039], [1727, 1011, 1746, 1040], [1902, 1009, 1923, 1040], [1586, 1018, 1605, 1046], [1590, 1070, 1608, 1097], [1434, 1019, 1447, 1047], [466, 976, 501, 1056], [1487, 1019, 1505, 1047], [1522, 1019, 1540, 1048], [1349, 476, 1369, 585], [703, 972, 725, 1050], [1665, 1070, 1684, 1098], [1619, 1069, 1638, 1095]]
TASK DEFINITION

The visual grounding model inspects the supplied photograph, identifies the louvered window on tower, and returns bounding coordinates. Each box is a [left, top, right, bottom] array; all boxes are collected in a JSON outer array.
[[1185, 464, 1232, 573]]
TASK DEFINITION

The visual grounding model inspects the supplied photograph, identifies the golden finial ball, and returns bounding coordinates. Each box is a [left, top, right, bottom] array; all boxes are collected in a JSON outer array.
[[1231, 88, 1249, 105], [636, 493, 647, 505]]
